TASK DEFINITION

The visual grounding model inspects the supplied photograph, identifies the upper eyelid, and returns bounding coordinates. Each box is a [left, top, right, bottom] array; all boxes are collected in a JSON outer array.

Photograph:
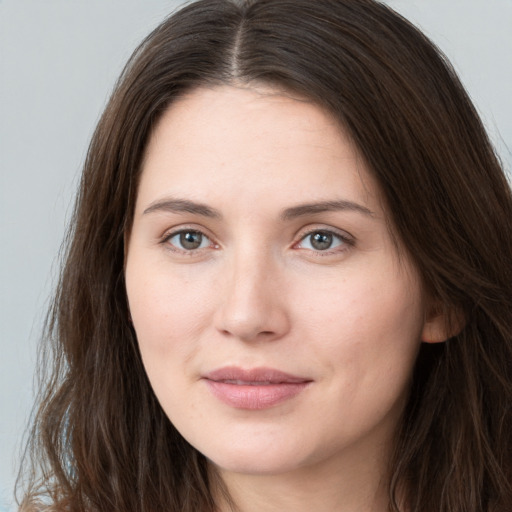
[[161, 225, 214, 241], [295, 225, 355, 242], [296, 231, 352, 247]]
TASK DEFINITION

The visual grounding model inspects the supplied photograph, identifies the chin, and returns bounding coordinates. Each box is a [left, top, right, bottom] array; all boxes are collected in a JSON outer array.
[[191, 430, 323, 477]]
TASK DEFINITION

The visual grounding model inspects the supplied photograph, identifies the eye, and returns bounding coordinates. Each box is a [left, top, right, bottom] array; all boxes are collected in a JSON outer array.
[[296, 230, 351, 253], [165, 230, 213, 251]]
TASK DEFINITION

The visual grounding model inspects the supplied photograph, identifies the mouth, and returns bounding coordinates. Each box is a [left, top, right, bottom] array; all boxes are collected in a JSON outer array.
[[202, 366, 312, 410]]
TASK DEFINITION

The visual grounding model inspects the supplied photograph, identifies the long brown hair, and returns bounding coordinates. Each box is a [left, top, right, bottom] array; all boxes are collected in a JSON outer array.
[[18, 1, 512, 510]]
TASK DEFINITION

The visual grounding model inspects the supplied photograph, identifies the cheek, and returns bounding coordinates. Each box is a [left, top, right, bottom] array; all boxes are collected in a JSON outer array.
[[298, 266, 424, 383], [125, 263, 213, 421], [125, 257, 215, 362], [293, 277, 423, 443]]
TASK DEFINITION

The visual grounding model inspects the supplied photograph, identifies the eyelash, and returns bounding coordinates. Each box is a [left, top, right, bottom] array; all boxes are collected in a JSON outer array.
[[160, 227, 354, 256], [294, 228, 354, 256], [160, 228, 217, 255]]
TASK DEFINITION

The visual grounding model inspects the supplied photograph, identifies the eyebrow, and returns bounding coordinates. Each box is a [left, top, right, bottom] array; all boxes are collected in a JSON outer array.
[[143, 198, 222, 218], [281, 200, 374, 220], [142, 197, 374, 220]]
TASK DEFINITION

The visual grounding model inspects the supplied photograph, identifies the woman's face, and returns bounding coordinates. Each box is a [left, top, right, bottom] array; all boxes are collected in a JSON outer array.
[[125, 85, 437, 478]]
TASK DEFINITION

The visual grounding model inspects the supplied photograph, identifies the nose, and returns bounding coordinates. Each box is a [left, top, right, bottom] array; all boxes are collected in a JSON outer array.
[[213, 250, 291, 342]]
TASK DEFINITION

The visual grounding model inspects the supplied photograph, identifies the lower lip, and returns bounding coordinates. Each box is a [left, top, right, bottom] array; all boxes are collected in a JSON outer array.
[[204, 380, 310, 410]]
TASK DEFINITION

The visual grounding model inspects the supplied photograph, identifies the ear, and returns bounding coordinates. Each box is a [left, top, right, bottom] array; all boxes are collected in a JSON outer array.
[[421, 303, 465, 344]]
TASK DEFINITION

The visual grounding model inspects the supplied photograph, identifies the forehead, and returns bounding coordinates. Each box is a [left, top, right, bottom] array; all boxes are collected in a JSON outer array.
[[137, 84, 381, 216]]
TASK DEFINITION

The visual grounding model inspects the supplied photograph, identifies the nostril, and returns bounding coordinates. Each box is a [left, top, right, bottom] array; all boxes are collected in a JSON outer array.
[[219, 329, 275, 338]]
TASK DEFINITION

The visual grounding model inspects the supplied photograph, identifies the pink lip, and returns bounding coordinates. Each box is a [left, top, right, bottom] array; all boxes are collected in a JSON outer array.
[[202, 366, 312, 410]]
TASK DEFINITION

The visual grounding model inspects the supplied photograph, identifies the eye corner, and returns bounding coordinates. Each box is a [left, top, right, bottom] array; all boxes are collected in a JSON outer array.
[[293, 227, 355, 257], [160, 226, 219, 255]]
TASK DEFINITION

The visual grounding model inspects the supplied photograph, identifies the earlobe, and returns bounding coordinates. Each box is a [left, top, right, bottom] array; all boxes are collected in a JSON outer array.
[[421, 304, 465, 344], [421, 318, 450, 343]]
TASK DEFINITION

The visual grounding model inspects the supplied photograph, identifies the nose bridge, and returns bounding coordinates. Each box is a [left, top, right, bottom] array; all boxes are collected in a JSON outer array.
[[215, 238, 289, 341]]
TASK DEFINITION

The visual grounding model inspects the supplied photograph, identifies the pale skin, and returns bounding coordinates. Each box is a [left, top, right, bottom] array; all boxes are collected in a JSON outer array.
[[125, 85, 450, 512]]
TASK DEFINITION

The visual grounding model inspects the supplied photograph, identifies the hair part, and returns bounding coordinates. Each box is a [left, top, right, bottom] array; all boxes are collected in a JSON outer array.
[[19, 1, 512, 511]]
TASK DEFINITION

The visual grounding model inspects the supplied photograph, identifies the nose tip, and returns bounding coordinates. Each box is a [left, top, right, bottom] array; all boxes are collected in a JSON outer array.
[[214, 264, 290, 343]]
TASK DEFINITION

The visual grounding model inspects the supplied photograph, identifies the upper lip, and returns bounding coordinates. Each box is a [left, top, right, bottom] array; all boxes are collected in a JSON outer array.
[[203, 366, 311, 384]]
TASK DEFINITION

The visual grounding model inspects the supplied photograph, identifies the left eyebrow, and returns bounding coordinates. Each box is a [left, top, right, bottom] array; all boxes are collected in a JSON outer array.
[[281, 200, 374, 220]]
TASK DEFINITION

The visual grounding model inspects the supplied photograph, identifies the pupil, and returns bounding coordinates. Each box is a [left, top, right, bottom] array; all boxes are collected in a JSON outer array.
[[180, 231, 202, 250], [311, 232, 332, 250]]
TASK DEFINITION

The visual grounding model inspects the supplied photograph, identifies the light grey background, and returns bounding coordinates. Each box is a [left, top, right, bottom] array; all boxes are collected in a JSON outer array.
[[1, 1, 511, 509]]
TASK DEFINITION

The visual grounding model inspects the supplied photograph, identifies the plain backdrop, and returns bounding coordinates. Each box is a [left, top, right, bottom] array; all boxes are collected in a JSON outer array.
[[1, 1, 511, 509]]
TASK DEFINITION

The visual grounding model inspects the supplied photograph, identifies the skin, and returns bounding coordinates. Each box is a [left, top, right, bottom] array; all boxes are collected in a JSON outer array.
[[125, 85, 448, 512]]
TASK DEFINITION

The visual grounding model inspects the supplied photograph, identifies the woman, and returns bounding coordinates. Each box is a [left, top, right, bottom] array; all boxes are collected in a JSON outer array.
[[19, 0, 512, 511]]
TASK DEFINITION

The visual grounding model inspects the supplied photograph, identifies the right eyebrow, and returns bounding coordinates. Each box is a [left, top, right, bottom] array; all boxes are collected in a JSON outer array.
[[142, 198, 222, 219]]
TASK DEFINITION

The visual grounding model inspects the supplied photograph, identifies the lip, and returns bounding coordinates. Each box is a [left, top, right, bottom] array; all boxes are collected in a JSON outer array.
[[202, 366, 312, 410]]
